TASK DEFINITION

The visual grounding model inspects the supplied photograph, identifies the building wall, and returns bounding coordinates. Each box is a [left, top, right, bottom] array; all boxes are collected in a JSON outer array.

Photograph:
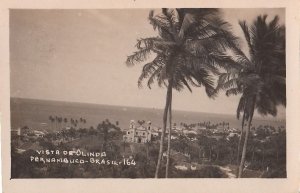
[[123, 123, 152, 143]]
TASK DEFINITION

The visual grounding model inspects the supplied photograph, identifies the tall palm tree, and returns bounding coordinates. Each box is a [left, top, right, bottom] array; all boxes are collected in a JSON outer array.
[[64, 118, 68, 128], [49, 115, 55, 130], [216, 15, 285, 177], [126, 8, 238, 178]]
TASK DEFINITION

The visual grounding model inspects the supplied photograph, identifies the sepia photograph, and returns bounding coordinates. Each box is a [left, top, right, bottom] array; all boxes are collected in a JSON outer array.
[[10, 8, 287, 179]]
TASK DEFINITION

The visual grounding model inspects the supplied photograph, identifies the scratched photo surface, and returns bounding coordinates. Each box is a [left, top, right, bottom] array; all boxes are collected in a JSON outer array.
[[10, 8, 286, 178]]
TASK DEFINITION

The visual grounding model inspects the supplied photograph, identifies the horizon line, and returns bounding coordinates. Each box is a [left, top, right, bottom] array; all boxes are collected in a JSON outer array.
[[10, 96, 286, 121]]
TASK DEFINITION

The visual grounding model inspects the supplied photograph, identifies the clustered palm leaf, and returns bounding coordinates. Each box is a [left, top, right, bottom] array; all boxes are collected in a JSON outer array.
[[127, 9, 240, 94], [216, 15, 285, 177], [126, 8, 238, 178]]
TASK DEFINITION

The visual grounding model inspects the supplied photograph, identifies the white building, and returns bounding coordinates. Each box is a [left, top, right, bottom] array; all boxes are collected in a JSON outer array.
[[123, 120, 152, 143], [11, 127, 21, 136], [33, 130, 45, 137]]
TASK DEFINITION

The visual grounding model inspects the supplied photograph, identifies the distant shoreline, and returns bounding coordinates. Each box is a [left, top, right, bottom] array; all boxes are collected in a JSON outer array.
[[10, 97, 286, 122]]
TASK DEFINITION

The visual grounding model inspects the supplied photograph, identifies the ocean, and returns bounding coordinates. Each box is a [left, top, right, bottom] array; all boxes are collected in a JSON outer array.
[[10, 98, 286, 132]]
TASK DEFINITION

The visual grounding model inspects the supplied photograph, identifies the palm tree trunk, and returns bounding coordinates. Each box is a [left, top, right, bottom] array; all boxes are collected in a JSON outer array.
[[238, 103, 255, 178], [155, 82, 172, 178], [230, 149, 234, 164], [236, 112, 246, 176], [146, 142, 149, 161], [123, 141, 126, 152], [238, 117, 252, 178], [262, 148, 265, 167], [165, 89, 173, 178]]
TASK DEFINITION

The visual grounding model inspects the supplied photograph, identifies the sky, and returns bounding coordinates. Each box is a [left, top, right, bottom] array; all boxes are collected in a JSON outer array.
[[10, 8, 285, 117]]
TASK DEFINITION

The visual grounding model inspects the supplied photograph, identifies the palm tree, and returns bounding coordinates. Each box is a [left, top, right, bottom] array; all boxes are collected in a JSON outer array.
[[235, 108, 246, 175], [216, 15, 285, 177], [126, 8, 238, 178], [64, 118, 68, 128], [49, 115, 55, 130], [127, 9, 235, 177]]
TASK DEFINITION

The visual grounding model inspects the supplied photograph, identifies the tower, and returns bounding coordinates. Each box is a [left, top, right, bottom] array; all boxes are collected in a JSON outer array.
[[130, 120, 137, 142], [130, 120, 135, 129], [146, 121, 151, 142]]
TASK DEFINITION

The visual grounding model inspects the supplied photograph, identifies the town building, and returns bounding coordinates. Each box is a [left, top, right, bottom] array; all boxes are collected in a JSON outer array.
[[123, 120, 152, 143], [11, 127, 22, 137], [33, 130, 45, 137]]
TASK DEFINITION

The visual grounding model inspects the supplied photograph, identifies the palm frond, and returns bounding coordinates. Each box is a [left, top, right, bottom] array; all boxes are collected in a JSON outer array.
[[226, 88, 241, 96], [180, 77, 193, 92], [147, 65, 164, 89], [230, 45, 252, 68], [126, 37, 176, 66], [200, 16, 240, 48], [148, 10, 175, 41], [126, 47, 152, 66], [178, 13, 197, 39], [178, 9, 221, 40], [239, 20, 255, 57], [137, 55, 165, 88], [191, 68, 216, 98], [256, 92, 277, 117], [162, 8, 179, 29], [138, 62, 158, 88]]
